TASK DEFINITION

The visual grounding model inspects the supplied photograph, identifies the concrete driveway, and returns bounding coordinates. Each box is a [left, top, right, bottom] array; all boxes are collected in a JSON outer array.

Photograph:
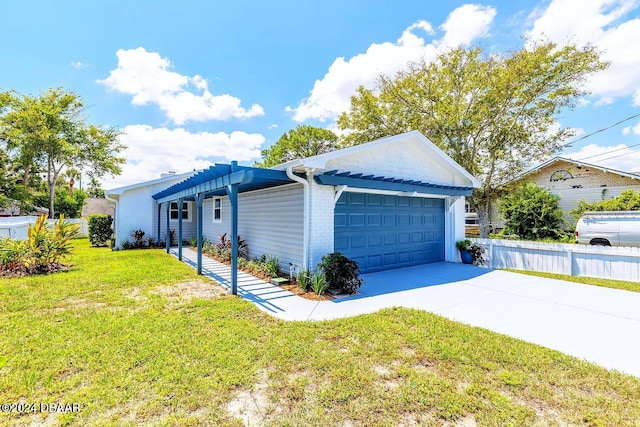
[[174, 249, 640, 377]]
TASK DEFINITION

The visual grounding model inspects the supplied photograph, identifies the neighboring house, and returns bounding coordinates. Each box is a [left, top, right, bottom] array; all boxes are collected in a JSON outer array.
[[81, 197, 115, 218], [106, 131, 480, 277], [494, 156, 640, 226], [0, 201, 48, 217]]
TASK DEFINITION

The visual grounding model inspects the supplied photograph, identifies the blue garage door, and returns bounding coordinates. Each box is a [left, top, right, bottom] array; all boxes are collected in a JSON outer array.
[[334, 193, 445, 273]]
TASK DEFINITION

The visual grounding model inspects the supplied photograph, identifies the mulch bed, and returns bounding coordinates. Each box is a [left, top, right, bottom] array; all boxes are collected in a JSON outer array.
[[279, 281, 335, 301], [0, 263, 71, 278]]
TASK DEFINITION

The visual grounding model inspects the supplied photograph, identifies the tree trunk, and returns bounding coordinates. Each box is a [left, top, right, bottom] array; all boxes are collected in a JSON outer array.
[[19, 163, 30, 216], [48, 181, 55, 219], [477, 201, 491, 238]]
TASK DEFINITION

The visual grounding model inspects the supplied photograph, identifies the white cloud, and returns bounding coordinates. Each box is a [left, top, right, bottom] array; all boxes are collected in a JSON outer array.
[[525, 0, 640, 106], [564, 142, 640, 172], [103, 124, 264, 188], [268, 123, 278, 130], [437, 4, 497, 49], [622, 119, 640, 135], [286, 4, 497, 123], [98, 48, 264, 125], [71, 61, 91, 69]]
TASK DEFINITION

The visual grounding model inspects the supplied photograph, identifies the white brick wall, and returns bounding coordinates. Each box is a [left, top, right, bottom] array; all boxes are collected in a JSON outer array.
[[114, 175, 188, 248], [325, 137, 460, 186], [308, 179, 335, 270]]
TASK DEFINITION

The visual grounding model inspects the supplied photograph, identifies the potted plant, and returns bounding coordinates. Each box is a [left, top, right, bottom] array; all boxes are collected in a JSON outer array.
[[456, 239, 486, 266]]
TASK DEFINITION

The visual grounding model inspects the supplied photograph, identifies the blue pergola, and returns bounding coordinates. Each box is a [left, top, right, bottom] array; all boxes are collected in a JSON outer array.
[[315, 170, 474, 196], [152, 161, 296, 295]]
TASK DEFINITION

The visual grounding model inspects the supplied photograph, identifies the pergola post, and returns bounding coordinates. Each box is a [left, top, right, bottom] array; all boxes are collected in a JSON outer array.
[[196, 193, 204, 275], [177, 197, 183, 261], [226, 161, 239, 295], [156, 203, 161, 245], [165, 201, 171, 253]]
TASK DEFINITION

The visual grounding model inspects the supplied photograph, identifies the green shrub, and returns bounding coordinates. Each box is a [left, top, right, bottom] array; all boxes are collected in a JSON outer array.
[[130, 229, 147, 248], [265, 255, 280, 277], [190, 236, 198, 247], [297, 270, 311, 291], [0, 215, 79, 276], [88, 214, 113, 247], [498, 182, 565, 240], [34, 188, 87, 218], [570, 189, 640, 218], [0, 238, 28, 270], [318, 252, 363, 295], [121, 240, 132, 250], [311, 271, 328, 295]]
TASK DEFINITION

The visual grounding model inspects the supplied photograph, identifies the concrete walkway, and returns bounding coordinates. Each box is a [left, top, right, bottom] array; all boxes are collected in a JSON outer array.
[[172, 248, 640, 377]]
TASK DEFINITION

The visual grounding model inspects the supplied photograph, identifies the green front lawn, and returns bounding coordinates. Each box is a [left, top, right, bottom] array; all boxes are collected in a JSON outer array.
[[1, 239, 639, 426], [504, 269, 640, 293]]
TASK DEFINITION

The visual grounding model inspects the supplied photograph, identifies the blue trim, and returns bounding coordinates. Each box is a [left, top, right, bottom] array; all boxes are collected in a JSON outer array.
[[196, 193, 204, 275], [165, 202, 170, 253], [177, 197, 183, 261], [226, 161, 239, 295], [156, 204, 161, 245], [315, 171, 474, 196], [152, 164, 297, 203]]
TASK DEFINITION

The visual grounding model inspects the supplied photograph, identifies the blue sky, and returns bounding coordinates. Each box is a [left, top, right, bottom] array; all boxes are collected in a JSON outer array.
[[2, 0, 640, 188]]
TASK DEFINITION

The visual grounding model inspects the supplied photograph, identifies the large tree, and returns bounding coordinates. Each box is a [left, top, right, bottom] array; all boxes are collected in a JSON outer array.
[[338, 41, 607, 237], [256, 125, 339, 167], [0, 88, 125, 218]]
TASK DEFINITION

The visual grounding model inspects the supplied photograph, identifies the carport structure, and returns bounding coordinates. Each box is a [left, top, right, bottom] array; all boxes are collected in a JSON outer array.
[[152, 161, 296, 295]]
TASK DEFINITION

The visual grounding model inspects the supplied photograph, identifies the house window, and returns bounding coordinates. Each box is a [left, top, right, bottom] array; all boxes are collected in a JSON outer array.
[[170, 201, 190, 222], [213, 198, 222, 223], [465, 202, 475, 213], [550, 170, 573, 181]]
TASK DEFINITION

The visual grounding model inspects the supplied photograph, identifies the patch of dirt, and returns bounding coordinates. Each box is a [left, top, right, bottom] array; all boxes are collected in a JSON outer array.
[[125, 287, 147, 302], [451, 414, 478, 427], [54, 297, 107, 312], [398, 412, 436, 426], [226, 369, 271, 425], [154, 280, 227, 301], [373, 365, 391, 376]]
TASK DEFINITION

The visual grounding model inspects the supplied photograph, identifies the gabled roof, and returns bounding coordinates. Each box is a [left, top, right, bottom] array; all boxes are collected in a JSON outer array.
[[106, 171, 197, 196], [517, 156, 640, 181], [273, 131, 481, 188]]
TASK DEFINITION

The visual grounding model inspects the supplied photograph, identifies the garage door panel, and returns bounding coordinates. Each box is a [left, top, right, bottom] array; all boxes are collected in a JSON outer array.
[[368, 255, 383, 268], [384, 234, 396, 245], [349, 214, 365, 226], [398, 232, 411, 244], [368, 235, 382, 247], [334, 193, 445, 273], [383, 215, 396, 226], [368, 194, 382, 205]]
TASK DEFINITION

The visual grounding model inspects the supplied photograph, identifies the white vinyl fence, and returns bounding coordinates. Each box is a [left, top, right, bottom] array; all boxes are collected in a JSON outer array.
[[471, 238, 640, 282], [0, 217, 88, 240]]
